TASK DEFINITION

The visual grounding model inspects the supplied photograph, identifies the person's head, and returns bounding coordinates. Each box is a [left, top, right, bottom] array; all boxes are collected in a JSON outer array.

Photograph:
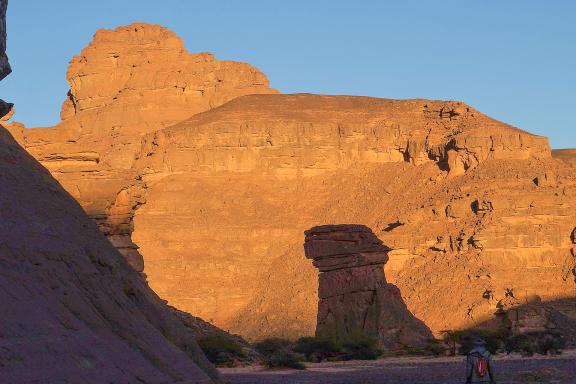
[[473, 338, 486, 347]]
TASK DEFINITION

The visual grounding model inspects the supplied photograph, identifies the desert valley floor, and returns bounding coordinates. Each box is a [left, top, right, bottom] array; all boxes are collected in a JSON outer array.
[[222, 353, 576, 384]]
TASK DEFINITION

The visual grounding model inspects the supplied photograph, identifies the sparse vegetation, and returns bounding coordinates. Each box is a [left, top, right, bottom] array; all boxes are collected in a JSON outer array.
[[254, 334, 382, 368], [254, 338, 305, 370], [341, 334, 382, 360], [254, 338, 293, 356], [422, 338, 446, 357], [505, 332, 566, 357], [293, 336, 342, 362], [196, 333, 246, 366], [264, 349, 306, 370], [438, 328, 565, 357]]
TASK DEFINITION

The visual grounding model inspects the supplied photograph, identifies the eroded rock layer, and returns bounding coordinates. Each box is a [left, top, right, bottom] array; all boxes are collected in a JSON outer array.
[[10, 23, 576, 342], [304, 225, 432, 350], [8, 23, 276, 272], [130, 94, 576, 340]]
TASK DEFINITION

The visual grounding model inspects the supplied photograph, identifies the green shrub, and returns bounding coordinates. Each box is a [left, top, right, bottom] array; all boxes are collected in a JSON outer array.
[[423, 338, 446, 357], [293, 334, 382, 362], [265, 350, 305, 370], [453, 329, 502, 355], [254, 338, 293, 356], [341, 334, 382, 360], [196, 334, 245, 366], [504, 332, 565, 357], [294, 336, 342, 362], [255, 338, 305, 370], [537, 333, 565, 355], [505, 334, 533, 356]]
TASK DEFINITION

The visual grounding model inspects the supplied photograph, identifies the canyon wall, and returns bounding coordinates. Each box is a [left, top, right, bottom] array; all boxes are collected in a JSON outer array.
[[132, 93, 576, 340], [10, 23, 576, 342], [8, 23, 276, 272]]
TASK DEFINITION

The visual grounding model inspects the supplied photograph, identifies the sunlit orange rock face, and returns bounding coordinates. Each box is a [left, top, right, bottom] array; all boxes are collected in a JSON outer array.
[[8, 22, 276, 273], [11, 23, 576, 341]]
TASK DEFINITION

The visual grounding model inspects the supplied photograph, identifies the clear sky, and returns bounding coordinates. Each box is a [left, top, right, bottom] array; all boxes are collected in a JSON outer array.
[[1, 0, 575, 148]]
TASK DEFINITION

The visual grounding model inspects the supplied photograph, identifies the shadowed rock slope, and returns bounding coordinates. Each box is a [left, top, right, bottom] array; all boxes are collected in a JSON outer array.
[[0, 126, 219, 382]]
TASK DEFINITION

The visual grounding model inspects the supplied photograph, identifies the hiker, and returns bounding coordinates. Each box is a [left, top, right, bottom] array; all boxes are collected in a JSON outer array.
[[466, 338, 495, 384]]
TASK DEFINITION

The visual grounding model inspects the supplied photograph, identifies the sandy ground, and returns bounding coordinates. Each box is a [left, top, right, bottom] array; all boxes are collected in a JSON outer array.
[[221, 351, 576, 383]]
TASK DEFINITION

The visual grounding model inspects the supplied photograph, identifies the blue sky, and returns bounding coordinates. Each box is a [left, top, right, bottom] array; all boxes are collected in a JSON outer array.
[[1, 0, 575, 148]]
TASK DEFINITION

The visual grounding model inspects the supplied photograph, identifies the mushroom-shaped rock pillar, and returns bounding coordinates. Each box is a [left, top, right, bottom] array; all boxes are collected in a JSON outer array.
[[304, 224, 432, 351]]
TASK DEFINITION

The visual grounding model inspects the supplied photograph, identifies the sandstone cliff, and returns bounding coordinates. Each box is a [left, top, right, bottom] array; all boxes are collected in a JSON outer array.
[[9, 23, 276, 273], [10, 23, 576, 343], [129, 93, 575, 340]]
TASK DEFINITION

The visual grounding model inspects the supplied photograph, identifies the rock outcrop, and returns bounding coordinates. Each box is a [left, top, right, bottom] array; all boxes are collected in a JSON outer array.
[[9, 23, 276, 273], [304, 225, 432, 350], [10, 23, 576, 342], [130, 94, 575, 341]]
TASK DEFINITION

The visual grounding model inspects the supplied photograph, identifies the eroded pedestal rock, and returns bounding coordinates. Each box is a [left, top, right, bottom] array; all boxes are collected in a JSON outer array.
[[304, 225, 432, 350]]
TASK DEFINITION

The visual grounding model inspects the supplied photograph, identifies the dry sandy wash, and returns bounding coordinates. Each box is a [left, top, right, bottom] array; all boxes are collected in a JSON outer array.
[[5, 22, 576, 343]]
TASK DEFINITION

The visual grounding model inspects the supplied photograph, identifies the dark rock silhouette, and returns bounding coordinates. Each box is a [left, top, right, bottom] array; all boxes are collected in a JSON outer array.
[[304, 224, 432, 350], [0, 0, 9, 80]]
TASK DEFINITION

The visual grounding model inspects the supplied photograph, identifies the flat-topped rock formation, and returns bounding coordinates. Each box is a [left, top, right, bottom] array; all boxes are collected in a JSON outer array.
[[137, 94, 550, 177], [304, 225, 432, 350], [9, 22, 576, 342]]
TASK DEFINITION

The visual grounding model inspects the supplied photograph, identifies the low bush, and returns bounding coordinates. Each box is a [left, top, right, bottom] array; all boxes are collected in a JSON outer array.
[[196, 334, 245, 366], [254, 338, 293, 356], [537, 332, 565, 355], [423, 338, 446, 357], [255, 338, 305, 370], [341, 334, 382, 360], [265, 350, 306, 370], [293, 334, 382, 362], [505, 332, 565, 357], [294, 336, 342, 362]]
